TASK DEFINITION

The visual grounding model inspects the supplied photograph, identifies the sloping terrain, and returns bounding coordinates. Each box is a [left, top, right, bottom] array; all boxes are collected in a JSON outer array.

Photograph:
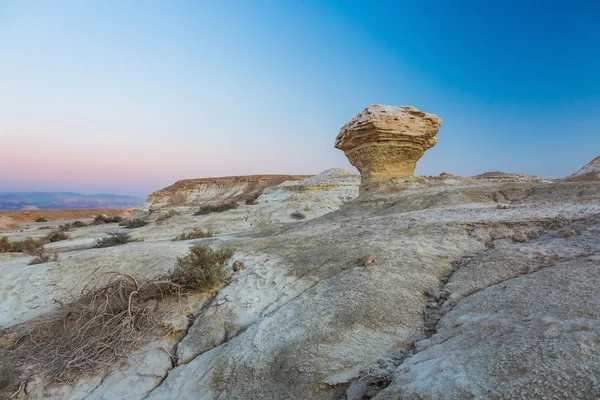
[[0, 170, 599, 399], [564, 156, 600, 181], [141, 174, 312, 212]]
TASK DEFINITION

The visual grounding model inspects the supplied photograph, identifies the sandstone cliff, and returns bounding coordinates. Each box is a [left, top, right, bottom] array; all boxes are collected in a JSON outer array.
[[140, 175, 311, 212]]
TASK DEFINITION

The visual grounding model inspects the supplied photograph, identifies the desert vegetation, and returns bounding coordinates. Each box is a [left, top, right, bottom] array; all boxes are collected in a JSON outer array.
[[121, 218, 148, 229], [194, 201, 239, 215], [58, 221, 87, 230], [173, 228, 213, 241], [0, 360, 16, 390], [29, 253, 60, 265], [156, 209, 180, 222], [91, 215, 123, 225], [34, 217, 47, 222], [0, 236, 44, 255], [2, 243, 234, 384], [290, 212, 306, 220], [170, 244, 234, 291], [42, 229, 69, 243], [0, 236, 60, 265], [93, 232, 134, 248]]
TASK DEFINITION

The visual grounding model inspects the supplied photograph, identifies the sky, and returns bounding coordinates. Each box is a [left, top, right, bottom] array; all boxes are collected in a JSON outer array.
[[1, 0, 599, 197]]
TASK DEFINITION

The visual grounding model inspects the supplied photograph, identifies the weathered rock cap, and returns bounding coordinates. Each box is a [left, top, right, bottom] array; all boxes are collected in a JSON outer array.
[[335, 105, 441, 194], [335, 105, 441, 151]]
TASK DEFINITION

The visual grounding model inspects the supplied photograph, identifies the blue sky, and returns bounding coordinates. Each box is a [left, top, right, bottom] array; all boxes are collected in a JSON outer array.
[[1, 0, 599, 197]]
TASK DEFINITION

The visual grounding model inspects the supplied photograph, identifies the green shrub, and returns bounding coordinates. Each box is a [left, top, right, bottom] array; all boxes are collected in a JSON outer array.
[[170, 244, 234, 291], [194, 201, 239, 216], [173, 228, 213, 241], [0, 237, 45, 256], [217, 201, 239, 212], [58, 223, 73, 232], [290, 212, 306, 220], [93, 232, 133, 248], [91, 215, 123, 225], [58, 221, 86, 231], [124, 218, 148, 229], [43, 230, 69, 243], [156, 209, 180, 222], [35, 217, 47, 222]]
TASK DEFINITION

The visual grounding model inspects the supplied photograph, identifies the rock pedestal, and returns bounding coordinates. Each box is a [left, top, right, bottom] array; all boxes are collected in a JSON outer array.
[[335, 105, 441, 194]]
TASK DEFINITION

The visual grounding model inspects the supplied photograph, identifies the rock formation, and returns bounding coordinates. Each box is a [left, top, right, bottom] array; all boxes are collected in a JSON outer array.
[[1, 168, 600, 399], [335, 105, 441, 193], [140, 175, 312, 212], [564, 156, 600, 181]]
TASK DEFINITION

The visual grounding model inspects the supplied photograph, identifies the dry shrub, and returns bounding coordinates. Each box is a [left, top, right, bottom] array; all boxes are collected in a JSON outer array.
[[0, 237, 45, 256], [93, 232, 133, 248], [170, 244, 234, 291], [3, 245, 235, 384], [173, 228, 213, 241], [29, 253, 59, 265], [0, 360, 16, 390], [290, 212, 306, 220], [194, 201, 239, 216], [156, 209, 180, 222], [91, 215, 123, 225], [5, 274, 182, 383], [123, 218, 148, 229], [43, 230, 69, 243], [0, 237, 9, 253]]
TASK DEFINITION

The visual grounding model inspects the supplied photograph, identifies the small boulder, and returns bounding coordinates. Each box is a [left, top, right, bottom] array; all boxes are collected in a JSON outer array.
[[233, 260, 245, 272], [346, 380, 367, 400], [357, 253, 377, 266], [512, 231, 528, 243]]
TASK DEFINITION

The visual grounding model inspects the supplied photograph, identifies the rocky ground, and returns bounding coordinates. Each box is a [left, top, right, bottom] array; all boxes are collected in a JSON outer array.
[[1, 165, 599, 399]]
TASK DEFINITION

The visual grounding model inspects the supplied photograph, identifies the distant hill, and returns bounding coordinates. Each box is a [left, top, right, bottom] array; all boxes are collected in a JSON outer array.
[[0, 192, 144, 211]]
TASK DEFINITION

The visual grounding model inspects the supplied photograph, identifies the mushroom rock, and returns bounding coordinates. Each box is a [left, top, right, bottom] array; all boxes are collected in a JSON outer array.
[[335, 105, 441, 194]]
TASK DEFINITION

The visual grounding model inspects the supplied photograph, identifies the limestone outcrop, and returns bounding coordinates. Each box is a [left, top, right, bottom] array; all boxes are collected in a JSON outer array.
[[335, 105, 441, 193], [140, 175, 311, 212], [2, 173, 600, 399], [564, 156, 600, 181]]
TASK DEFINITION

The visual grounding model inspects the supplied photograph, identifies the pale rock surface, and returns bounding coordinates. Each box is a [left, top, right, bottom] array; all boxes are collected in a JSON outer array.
[[139, 175, 311, 213], [375, 217, 600, 399], [564, 155, 600, 181], [335, 105, 441, 194], [2, 172, 600, 400]]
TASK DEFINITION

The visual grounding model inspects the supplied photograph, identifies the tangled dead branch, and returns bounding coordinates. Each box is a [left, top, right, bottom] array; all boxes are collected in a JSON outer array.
[[4, 274, 183, 383]]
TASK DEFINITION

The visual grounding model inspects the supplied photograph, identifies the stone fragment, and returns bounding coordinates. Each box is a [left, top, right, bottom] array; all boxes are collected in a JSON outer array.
[[335, 105, 441, 193], [426, 287, 448, 300], [512, 231, 528, 243], [357, 253, 378, 266], [233, 260, 245, 272], [346, 380, 367, 400]]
